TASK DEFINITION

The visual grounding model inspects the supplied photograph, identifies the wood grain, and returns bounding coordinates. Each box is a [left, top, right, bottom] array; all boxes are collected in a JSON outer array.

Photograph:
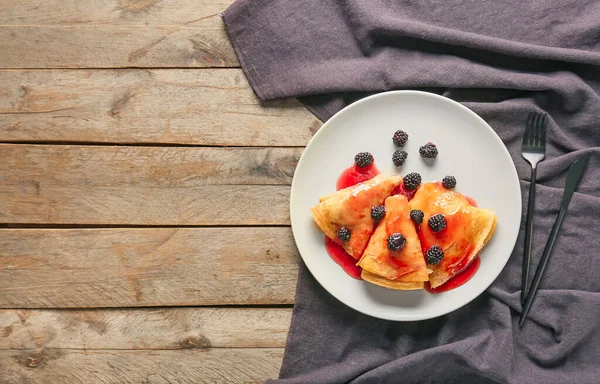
[[0, 0, 239, 68], [0, 308, 292, 349], [0, 0, 233, 27], [0, 228, 300, 308], [0, 25, 238, 68], [0, 2, 300, 380], [1, 145, 301, 186], [0, 69, 321, 145], [0, 144, 300, 225], [0, 348, 284, 383]]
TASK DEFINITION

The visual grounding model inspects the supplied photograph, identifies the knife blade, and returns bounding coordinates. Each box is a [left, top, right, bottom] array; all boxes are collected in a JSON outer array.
[[519, 153, 591, 326]]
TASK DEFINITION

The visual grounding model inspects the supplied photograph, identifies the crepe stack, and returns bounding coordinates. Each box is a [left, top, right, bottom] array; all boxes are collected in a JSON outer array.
[[310, 174, 402, 259], [409, 182, 497, 288], [311, 176, 497, 291]]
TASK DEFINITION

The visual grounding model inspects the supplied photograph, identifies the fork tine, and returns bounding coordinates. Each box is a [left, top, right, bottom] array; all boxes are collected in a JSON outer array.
[[541, 114, 547, 147], [534, 113, 541, 146], [530, 112, 539, 146], [524, 112, 534, 146]]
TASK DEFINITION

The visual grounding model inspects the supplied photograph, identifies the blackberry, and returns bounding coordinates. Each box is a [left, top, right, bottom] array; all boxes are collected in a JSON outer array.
[[428, 214, 447, 232], [425, 245, 444, 265], [371, 205, 386, 220], [419, 142, 438, 159], [354, 152, 374, 168], [442, 175, 456, 189], [387, 233, 406, 251], [409, 209, 424, 224], [392, 130, 409, 147], [337, 227, 351, 242], [403, 172, 422, 191], [392, 150, 408, 167]]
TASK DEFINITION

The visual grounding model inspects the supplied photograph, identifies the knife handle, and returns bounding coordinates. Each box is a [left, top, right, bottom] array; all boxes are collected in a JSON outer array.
[[521, 168, 537, 304], [519, 207, 567, 326]]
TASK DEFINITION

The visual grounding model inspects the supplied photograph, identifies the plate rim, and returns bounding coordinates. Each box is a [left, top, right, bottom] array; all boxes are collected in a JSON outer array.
[[290, 90, 521, 321]]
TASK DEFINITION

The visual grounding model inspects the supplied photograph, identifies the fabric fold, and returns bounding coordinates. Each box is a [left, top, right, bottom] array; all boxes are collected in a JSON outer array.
[[222, 1, 600, 383]]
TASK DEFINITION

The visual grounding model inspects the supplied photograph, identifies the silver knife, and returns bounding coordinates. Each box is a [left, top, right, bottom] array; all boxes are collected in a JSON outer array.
[[519, 153, 591, 326]]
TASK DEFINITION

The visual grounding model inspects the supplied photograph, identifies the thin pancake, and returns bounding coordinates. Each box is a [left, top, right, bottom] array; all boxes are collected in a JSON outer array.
[[311, 174, 402, 259], [361, 270, 424, 290], [358, 194, 430, 285], [409, 182, 497, 288]]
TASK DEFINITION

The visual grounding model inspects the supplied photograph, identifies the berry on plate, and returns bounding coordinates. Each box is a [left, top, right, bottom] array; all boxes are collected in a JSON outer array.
[[392, 150, 408, 167], [403, 172, 422, 191], [419, 142, 438, 158], [354, 152, 374, 168], [442, 176, 456, 189], [392, 130, 409, 147]]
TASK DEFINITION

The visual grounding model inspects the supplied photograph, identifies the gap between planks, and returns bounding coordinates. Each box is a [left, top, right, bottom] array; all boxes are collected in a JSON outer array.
[[0, 304, 294, 311], [0, 67, 242, 70], [0, 224, 294, 229], [0, 141, 305, 148]]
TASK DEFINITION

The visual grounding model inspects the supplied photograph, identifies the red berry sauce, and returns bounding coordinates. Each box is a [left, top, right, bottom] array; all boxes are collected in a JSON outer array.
[[324, 237, 363, 280], [392, 181, 418, 201], [465, 196, 478, 207], [325, 160, 381, 279], [336, 162, 380, 191], [424, 256, 480, 293]]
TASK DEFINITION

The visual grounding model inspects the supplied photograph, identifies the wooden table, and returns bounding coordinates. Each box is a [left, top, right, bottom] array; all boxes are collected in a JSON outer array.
[[0, 1, 320, 382]]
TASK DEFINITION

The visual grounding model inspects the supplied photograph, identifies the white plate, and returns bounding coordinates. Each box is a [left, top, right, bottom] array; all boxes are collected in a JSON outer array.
[[290, 91, 521, 321]]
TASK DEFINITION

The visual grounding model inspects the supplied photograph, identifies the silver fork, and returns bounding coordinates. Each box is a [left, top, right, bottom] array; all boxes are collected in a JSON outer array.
[[521, 111, 547, 304]]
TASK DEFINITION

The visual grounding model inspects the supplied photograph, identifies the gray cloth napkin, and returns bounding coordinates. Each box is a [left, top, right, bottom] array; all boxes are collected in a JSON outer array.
[[222, 1, 600, 383]]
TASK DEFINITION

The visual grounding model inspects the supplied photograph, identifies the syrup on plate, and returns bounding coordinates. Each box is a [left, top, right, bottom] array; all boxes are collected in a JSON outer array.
[[336, 162, 380, 191], [425, 256, 480, 293], [326, 161, 381, 279], [324, 237, 363, 280], [392, 181, 418, 201], [465, 196, 478, 207]]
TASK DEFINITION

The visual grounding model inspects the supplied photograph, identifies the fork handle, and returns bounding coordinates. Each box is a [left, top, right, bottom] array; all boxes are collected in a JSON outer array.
[[521, 166, 537, 304]]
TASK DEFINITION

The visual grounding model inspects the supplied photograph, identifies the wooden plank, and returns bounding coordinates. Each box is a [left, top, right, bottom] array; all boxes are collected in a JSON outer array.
[[0, 69, 321, 146], [0, 0, 233, 27], [0, 184, 291, 225], [0, 25, 238, 68], [0, 145, 299, 225], [0, 348, 283, 384], [0, 308, 292, 349], [0, 145, 301, 186], [0, 1, 239, 68], [0, 228, 300, 308]]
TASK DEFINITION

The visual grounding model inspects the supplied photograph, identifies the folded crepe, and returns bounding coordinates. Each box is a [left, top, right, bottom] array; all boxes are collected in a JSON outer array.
[[311, 174, 402, 259], [358, 194, 430, 290], [409, 182, 497, 288]]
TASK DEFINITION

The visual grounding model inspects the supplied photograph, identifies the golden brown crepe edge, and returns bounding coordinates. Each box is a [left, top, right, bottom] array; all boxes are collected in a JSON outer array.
[[429, 209, 498, 288], [357, 194, 429, 281], [310, 205, 354, 256], [361, 270, 424, 290], [318, 174, 400, 203]]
